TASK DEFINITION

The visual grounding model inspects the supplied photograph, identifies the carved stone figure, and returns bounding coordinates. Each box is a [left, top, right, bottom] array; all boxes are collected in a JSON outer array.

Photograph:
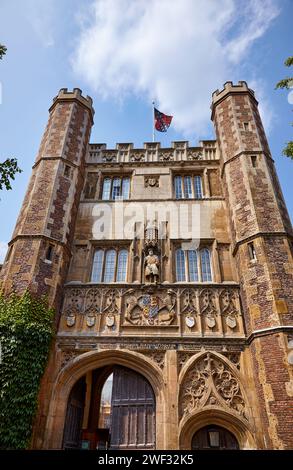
[[145, 248, 159, 283]]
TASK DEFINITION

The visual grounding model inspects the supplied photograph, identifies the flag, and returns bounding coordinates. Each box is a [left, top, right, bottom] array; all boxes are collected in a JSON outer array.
[[154, 107, 173, 132]]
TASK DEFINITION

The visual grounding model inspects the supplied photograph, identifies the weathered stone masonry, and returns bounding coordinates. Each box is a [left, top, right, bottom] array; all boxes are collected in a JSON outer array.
[[1, 82, 292, 449]]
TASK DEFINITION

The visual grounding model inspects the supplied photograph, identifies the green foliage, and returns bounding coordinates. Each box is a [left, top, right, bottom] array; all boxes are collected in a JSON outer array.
[[0, 158, 22, 191], [275, 55, 293, 159], [0, 291, 54, 449], [0, 44, 7, 60], [282, 141, 293, 159]]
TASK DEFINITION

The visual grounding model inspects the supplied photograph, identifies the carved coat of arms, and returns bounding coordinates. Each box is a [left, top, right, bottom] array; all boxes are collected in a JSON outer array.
[[139, 295, 159, 318]]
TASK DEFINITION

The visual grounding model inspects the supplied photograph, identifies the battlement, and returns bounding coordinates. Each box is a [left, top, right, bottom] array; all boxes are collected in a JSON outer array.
[[211, 81, 257, 114], [87, 140, 218, 164], [50, 88, 94, 120]]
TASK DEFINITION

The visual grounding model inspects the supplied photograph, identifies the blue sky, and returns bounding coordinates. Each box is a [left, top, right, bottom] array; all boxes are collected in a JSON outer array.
[[0, 0, 292, 262]]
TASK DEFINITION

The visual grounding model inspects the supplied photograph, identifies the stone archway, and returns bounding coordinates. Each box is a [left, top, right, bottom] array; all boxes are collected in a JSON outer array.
[[178, 351, 257, 449], [179, 408, 256, 449], [42, 349, 165, 449]]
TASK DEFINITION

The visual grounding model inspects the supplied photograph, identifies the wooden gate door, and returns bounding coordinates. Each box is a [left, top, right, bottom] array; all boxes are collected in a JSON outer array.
[[63, 377, 86, 449], [109, 366, 155, 449]]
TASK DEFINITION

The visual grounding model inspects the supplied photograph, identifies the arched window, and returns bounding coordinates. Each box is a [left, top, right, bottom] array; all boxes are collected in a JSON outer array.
[[91, 249, 104, 282], [116, 249, 128, 282], [91, 248, 129, 283], [176, 249, 186, 281], [103, 249, 116, 282], [200, 248, 212, 282]]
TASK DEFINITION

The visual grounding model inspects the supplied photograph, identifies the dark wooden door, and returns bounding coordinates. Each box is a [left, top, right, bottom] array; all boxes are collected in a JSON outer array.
[[191, 425, 239, 450], [109, 366, 155, 449], [63, 377, 86, 449]]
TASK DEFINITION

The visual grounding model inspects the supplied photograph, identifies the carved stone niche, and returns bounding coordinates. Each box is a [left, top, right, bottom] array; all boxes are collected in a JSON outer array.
[[179, 352, 247, 420], [84, 172, 99, 199], [144, 175, 160, 188]]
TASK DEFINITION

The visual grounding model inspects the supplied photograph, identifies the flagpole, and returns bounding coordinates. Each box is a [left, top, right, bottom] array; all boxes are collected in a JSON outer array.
[[152, 100, 155, 142]]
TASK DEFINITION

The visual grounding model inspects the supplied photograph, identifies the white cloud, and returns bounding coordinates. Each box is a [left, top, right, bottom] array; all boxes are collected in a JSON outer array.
[[72, 0, 279, 137], [26, 0, 56, 47], [0, 242, 8, 264]]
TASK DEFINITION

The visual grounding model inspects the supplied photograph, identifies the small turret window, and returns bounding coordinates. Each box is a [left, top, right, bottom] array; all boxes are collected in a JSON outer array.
[[248, 242, 257, 261], [45, 244, 54, 261]]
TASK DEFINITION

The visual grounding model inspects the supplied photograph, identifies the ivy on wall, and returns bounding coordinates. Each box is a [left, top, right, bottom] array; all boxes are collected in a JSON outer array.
[[0, 291, 54, 449]]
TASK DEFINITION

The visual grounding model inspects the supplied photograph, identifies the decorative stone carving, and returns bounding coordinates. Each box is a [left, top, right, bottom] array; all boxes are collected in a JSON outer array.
[[187, 150, 202, 160], [61, 350, 80, 369], [105, 313, 115, 328], [185, 315, 195, 328], [142, 351, 165, 369], [61, 286, 243, 335], [220, 289, 239, 330], [64, 288, 84, 316], [86, 314, 96, 327], [131, 153, 145, 162], [200, 289, 217, 329], [181, 289, 198, 315], [66, 313, 76, 327], [179, 352, 247, 419], [84, 288, 101, 316], [144, 175, 159, 187], [223, 352, 241, 370], [159, 151, 174, 161], [177, 352, 196, 371], [124, 289, 176, 326], [102, 289, 121, 315], [102, 152, 117, 162]]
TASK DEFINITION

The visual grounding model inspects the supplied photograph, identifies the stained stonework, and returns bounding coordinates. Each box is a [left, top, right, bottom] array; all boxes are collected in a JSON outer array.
[[1, 83, 292, 450]]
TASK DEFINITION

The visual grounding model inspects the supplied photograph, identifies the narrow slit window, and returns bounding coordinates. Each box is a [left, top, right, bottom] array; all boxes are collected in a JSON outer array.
[[91, 249, 104, 282], [175, 249, 186, 281], [174, 176, 183, 199], [251, 155, 257, 168], [64, 165, 71, 177], [248, 242, 257, 261], [243, 122, 249, 131], [116, 249, 128, 282], [103, 249, 116, 282], [45, 244, 54, 261], [102, 177, 111, 200], [194, 175, 203, 199], [111, 177, 122, 200], [200, 248, 212, 282], [188, 250, 199, 282], [184, 176, 193, 199]]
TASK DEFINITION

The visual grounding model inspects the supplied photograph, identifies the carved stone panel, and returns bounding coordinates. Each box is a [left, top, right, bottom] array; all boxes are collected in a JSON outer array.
[[144, 175, 160, 187], [179, 352, 247, 419], [123, 289, 177, 326]]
